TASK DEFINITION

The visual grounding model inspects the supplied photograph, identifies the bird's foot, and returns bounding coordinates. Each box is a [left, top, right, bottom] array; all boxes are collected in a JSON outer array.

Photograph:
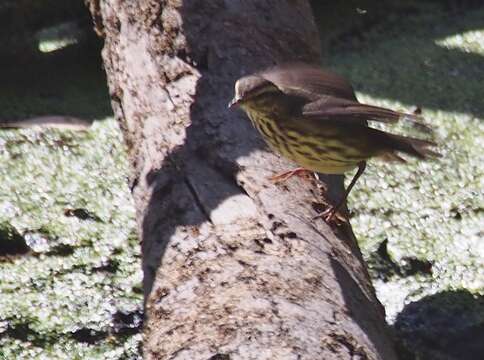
[[314, 206, 348, 226], [269, 167, 312, 183]]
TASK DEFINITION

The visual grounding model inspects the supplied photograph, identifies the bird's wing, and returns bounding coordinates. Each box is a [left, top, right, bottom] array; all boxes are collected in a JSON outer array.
[[259, 63, 358, 101], [302, 96, 433, 132], [259, 63, 432, 132]]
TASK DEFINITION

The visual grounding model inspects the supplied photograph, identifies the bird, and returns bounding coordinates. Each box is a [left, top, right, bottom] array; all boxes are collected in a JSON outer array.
[[228, 63, 438, 223]]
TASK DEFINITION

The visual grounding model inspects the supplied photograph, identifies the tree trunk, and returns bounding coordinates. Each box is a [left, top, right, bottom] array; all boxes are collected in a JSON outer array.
[[85, 1, 398, 359]]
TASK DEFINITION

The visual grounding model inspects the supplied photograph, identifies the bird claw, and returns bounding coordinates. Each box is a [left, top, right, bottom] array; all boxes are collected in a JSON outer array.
[[269, 168, 350, 226], [314, 206, 348, 226], [269, 168, 311, 183]]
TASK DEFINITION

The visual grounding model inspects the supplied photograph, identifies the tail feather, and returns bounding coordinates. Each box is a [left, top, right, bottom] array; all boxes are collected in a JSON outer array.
[[350, 103, 434, 134], [378, 131, 440, 159], [398, 113, 433, 134]]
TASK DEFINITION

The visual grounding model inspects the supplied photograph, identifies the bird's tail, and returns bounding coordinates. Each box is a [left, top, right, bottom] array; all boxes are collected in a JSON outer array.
[[376, 131, 440, 160], [360, 104, 433, 134]]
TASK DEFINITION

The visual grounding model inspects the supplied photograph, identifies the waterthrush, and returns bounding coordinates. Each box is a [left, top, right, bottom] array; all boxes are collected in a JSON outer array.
[[229, 63, 438, 223]]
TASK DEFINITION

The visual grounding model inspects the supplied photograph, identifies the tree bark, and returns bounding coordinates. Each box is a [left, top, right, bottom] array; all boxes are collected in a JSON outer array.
[[85, 1, 398, 359]]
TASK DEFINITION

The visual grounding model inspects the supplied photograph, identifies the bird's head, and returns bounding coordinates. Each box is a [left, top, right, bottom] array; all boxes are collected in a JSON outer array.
[[228, 75, 280, 109]]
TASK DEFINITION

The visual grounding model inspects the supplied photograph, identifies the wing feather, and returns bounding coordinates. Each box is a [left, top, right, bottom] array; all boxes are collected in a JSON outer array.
[[259, 63, 357, 101]]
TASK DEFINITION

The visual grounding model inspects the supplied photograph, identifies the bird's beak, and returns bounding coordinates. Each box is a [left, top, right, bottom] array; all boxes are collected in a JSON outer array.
[[228, 96, 241, 109]]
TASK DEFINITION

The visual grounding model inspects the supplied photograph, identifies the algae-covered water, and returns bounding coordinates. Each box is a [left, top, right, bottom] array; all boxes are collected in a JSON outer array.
[[0, 3, 482, 359], [0, 121, 143, 359]]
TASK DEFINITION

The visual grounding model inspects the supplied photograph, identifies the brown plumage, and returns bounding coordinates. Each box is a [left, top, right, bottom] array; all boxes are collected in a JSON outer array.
[[229, 63, 438, 222]]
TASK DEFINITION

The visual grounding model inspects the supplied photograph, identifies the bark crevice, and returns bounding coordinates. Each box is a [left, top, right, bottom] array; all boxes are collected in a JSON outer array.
[[183, 173, 213, 225]]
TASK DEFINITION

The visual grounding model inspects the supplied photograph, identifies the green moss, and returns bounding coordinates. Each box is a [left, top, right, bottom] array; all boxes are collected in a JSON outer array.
[[0, 120, 142, 358]]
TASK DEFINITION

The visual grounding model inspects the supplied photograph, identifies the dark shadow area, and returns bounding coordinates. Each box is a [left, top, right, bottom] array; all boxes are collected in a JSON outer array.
[[312, 0, 484, 119], [0, 308, 143, 347], [367, 239, 433, 282], [0, 3, 112, 123], [394, 290, 484, 360], [311, 0, 484, 52], [0, 0, 88, 36], [0, 223, 30, 258]]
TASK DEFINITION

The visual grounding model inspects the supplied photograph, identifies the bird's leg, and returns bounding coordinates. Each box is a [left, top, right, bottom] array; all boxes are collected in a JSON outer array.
[[318, 161, 367, 224], [269, 167, 311, 183]]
